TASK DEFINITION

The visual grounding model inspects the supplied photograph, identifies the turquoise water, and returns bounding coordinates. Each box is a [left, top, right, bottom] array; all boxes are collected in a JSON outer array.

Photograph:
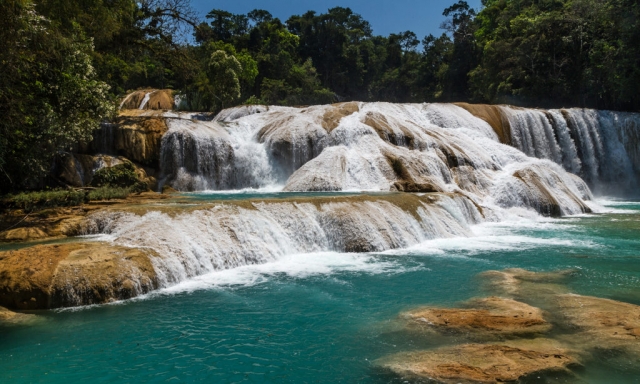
[[1, 199, 639, 383]]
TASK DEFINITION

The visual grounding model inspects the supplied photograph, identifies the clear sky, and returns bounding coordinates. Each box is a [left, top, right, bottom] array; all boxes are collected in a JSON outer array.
[[190, 0, 483, 39]]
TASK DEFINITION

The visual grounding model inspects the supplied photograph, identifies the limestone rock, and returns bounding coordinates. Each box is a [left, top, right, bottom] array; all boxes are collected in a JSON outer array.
[[480, 268, 576, 299], [402, 297, 551, 339], [380, 339, 579, 384], [0, 306, 40, 325], [120, 89, 175, 110], [555, 294, 640, 354], [0, 242, 159, 309], [455, 102, 512, 145], [0, 227, 48, 242]]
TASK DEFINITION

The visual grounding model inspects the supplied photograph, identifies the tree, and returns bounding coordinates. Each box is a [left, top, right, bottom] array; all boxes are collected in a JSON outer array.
[[207, 51, 243, 110], [0, 0, 115, 191]]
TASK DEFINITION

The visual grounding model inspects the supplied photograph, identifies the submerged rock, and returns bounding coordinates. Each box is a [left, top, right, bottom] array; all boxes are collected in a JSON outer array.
[[555, 294, 640, 355], [379, 339, 579, 383], [0, 242, 159, 309], [402, 296, 551, 339], [0, 306, 40, 325], [480, 268, 576, 299]]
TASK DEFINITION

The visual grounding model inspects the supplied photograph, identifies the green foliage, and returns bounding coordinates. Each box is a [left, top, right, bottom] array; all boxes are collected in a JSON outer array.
[[3, 0, 640, 196], [87, 186, 131, 201], [8, 189, 86, 211], [0, 0, 115, 193], [471, 0, 640, 110], [91, 162, 147, 192], [207, 50, 243, 109]]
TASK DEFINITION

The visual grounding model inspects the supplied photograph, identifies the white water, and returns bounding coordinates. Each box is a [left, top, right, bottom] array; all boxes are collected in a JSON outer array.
[[500, 107, 640, 195], [82, 194, 481, 288], [138, 92, 151, 110], [158, 103, 595, 215], [79, 101, 638, 296]]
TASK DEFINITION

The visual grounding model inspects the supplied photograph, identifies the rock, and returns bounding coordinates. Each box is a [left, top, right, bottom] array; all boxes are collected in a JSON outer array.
[[214, 105, 269, 122], [0, 227, 48, 242], [555, 294, 640, 355], [479, 268, 576, 299], [0, 306, 40, 325], [0, 242, 159, 309], [120, 89, 174, 110], [455, 102, 512, 145], [402, 297, 551, 339], [379, 339, 579, 383]]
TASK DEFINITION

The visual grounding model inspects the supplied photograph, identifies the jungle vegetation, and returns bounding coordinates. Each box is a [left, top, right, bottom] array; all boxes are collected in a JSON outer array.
[[1, 0, 638, 191]]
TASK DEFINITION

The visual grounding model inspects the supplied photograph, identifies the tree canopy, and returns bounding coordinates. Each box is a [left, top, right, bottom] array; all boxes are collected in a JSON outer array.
[[1, 0, 638, 192]]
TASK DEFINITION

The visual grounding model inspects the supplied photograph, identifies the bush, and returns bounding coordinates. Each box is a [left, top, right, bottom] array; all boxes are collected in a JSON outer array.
[[91, 162, 148, 192], [8, 189, 86, 211], [87, 186, 131, 201]]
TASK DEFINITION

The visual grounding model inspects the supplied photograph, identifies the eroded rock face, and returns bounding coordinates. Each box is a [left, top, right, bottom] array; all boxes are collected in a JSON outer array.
[[0, 211, 87, 242], [379, 339, 579, 384], [402, 297, 551, 339], [0, 242, 159, 309], [54, 150, 158, 190]]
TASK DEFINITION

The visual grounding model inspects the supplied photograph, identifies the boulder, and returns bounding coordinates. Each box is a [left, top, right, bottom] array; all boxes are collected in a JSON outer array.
[[0, 242, 159, 309], [120, 89, 174, 110]]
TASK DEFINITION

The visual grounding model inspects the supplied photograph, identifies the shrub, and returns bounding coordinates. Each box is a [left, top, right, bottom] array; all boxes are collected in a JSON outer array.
[[8, 189, 86, 211], [87, 186, 131, 201], [91, 162, 148, 193]]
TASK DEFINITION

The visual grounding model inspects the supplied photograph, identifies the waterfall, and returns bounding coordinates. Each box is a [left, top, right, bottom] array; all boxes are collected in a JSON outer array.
[[156, 102, 595, 213], [138, 92, 151, 110], [158, 118, 280, 191], [82, 194, 482, 287], [499, 106, 640, 195]]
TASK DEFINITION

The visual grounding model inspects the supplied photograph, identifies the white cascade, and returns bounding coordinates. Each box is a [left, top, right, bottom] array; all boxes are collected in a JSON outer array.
[[83, 194, 481, 287]]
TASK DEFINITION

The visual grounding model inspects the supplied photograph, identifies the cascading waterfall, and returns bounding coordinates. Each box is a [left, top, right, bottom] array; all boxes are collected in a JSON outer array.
[[83, 194, 482, 287], [500, 106, 640, 195], [158, 118, 280, 190], [90, 100, 638, 293]]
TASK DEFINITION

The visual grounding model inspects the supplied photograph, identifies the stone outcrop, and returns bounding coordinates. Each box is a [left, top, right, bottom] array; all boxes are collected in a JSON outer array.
[[120, 89, 175, 110], [402, 297, 551, 339], [54, 153, 155, 188], [455, 102, 512, 145], [0, 208, 88, 242], [0, 242, 159, 309], [379, 339, 579, 383]]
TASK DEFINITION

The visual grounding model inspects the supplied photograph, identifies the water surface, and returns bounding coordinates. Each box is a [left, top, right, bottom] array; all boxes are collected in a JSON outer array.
[[1, 198, 639, 383]]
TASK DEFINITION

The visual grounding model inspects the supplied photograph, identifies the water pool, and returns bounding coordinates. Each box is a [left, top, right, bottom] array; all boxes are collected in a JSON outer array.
[[1, 200, 639, 383]]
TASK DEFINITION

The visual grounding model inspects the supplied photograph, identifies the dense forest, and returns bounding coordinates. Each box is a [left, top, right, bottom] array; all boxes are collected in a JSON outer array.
[[1, 0, 639, 191]]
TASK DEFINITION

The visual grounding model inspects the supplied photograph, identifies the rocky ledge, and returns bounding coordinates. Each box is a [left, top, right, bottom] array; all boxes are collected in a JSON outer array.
[[0, 242, 159, 310]]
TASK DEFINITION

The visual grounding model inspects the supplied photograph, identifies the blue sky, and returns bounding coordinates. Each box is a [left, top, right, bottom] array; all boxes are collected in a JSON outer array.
[[190, 0, 483, 39]]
